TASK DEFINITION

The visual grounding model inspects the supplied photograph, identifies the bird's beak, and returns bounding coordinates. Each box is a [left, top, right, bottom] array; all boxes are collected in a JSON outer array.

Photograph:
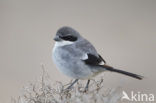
[[53, 35, 61, 41]]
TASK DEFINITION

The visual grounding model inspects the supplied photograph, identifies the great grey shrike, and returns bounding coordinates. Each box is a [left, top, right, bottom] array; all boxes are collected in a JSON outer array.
[[52, 26, 143, 91]]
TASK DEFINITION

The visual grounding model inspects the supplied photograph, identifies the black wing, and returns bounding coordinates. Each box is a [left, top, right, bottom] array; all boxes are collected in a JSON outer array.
[[82, 54, 143, 80], [82, 53, 106, 66]]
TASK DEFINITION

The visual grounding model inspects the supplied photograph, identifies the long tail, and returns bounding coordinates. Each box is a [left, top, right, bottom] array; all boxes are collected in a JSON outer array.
[[102, 65, 143, 80]]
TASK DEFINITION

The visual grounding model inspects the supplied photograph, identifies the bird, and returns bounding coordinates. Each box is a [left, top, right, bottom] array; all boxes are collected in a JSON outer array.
[[52, 26, 143, 91]]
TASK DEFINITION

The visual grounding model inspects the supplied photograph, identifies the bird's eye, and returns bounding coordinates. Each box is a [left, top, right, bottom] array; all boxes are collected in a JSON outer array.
[[60, 35, 77, 41]]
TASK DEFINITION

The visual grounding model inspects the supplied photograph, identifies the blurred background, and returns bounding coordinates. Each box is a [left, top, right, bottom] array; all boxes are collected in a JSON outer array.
[[0, 0, 156, 103]]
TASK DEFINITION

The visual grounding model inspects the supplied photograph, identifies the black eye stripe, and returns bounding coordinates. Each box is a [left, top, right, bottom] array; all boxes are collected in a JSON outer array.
[[60, 36, 77, 41]]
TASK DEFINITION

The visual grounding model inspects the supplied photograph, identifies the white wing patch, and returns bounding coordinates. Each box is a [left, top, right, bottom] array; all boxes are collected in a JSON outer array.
[[99, 61, 105, 65], [81, 53, 88, 60], [81, 53, 105, 65]]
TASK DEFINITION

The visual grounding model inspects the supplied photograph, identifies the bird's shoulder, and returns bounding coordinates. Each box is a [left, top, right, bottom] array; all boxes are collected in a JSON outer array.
[[74, 39, 106, 65], [74, 38, 98, 55]]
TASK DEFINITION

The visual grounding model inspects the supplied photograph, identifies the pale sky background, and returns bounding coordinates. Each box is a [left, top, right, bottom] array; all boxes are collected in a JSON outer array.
[[0, 0, 156, 103]]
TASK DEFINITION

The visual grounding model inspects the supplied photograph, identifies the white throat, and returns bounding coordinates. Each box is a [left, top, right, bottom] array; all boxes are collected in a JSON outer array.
[[54, 40, 74, 47]]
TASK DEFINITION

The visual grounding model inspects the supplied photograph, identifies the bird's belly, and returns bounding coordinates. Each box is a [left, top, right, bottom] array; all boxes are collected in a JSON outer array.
[[52, 49, 94, 79]]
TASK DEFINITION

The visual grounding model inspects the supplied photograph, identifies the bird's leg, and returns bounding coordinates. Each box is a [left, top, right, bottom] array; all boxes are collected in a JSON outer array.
[[84, 80, 90, 92], [66, 79, 79, 90]]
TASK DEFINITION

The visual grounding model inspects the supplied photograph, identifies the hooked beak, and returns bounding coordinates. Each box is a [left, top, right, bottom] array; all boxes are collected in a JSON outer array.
[[53, 35, 61, 41]]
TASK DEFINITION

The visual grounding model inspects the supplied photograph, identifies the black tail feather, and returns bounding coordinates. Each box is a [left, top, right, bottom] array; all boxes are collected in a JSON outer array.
[[103, 65, 143, 80]]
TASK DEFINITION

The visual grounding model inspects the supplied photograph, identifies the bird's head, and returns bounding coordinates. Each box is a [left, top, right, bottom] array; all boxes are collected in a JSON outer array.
[[54, 26, 81, 46]]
